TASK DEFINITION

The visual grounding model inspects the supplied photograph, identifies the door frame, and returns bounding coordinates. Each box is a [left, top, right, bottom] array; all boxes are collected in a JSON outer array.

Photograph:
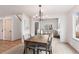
[[0, 19, 3, 40], [35, 22, 39, 35], [3, 17, 13, 40]]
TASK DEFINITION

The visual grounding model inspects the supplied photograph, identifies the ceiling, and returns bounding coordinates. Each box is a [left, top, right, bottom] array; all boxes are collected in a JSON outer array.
[[0, 5, 74, 17]]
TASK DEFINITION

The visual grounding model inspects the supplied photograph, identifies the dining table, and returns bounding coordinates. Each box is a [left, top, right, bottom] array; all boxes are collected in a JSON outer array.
[[24, 34, 49, 54]]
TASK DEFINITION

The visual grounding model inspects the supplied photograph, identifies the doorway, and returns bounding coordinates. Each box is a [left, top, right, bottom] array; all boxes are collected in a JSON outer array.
[[35, 22, 39, 35], [0, 20, 3, 40], [3, 17, 12, 40]]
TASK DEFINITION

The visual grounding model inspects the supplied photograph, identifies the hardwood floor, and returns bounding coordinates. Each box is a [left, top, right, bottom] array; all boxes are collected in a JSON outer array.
[[0, 39, 22, 53], [0, 38, 78, 54], [24, 38, 78, 54], [52, 38, 78, 54]]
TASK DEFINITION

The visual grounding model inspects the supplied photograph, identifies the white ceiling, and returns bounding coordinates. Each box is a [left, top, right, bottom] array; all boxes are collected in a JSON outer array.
[[0, 5, 74, 17]]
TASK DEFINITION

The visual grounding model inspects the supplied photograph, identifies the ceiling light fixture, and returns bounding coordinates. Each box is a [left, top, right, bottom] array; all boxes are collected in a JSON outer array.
[[39, 5, 43, 35]]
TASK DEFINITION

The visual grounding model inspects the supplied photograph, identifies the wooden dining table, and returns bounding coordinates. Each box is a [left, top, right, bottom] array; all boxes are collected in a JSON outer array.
[[24, 34, 49, 54]]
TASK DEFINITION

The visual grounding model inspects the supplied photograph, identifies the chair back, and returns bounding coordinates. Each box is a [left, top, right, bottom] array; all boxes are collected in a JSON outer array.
[[48, 32, 53, 41], [47, 34, 52, 49]]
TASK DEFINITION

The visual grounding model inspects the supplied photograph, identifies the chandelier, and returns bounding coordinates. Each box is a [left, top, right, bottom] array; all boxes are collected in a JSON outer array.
[[33, 5, 43, 35], [39, 5, 43, 35], [39, 5, 42, 21]]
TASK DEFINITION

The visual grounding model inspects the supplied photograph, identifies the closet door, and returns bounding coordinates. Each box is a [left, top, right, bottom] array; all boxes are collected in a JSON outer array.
[[4, 18, 12, 40], [0, 20, 3, 40]]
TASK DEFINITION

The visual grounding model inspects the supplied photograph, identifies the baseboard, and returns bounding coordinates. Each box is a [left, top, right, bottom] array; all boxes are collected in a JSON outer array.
[[0, 39, 3, 40], [11, 38, 21, 41], [67, 42, 79, 54]]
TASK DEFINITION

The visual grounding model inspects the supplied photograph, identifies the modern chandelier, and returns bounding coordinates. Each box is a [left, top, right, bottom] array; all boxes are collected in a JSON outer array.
[[38, 5, 42, 35], [39, 5, 42, 21], [33, 5, 43, 35]]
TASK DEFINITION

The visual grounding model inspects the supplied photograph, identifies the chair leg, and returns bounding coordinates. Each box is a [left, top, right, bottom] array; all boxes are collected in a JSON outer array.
[[23, 48, 25, 54], [46, 50, 48, 54], [24, 48, 28, 54], [37, 49, 39, 54], [24, 47, 28, 54], [33, 49, 35, 54], [46, 48, 48, 54], [24, 45, 27, 54], [49, 50, 52, 54]]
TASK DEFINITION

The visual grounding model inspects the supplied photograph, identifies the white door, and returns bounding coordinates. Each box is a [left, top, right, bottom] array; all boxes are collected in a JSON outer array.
[[0, 20, 3, 40], [4, 18, 12, 40]]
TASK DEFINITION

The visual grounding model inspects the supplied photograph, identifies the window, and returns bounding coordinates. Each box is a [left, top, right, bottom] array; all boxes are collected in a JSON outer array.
[[73, 13, 79, 40]]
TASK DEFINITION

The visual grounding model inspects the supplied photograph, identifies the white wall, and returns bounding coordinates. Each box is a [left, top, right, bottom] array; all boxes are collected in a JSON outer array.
[[40, 19, 58, 31], [58, 15, 67, 42], [31, 14, 67, 42], [12, 15, 21, 40], [21, 14, 30, 40], [66, 6, 79, 52]]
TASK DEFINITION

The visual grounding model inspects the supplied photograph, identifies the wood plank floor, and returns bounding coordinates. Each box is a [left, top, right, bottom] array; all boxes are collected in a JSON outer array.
[[25, 38, 78, 54], [52, 38, 78, 54], [0, 40, 22, 53], [0, 38, 78, 54]]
